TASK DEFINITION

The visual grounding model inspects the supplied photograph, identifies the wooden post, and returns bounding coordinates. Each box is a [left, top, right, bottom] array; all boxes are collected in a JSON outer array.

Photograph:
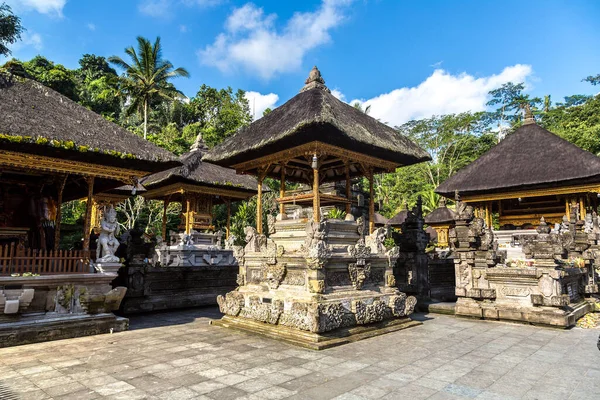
[[54, 174, 68, 250], [313, 165, 320, 222], [580, 196, 586, 221], [279, 165, 286, 216], [368, 169, 375, 234], [485, 202, 491, 228], [226, 199, 231, 239], [185, 196, 192, 234], [257, 175, 264, 234], [345, 163, 351, 215], [162, 198, 169, 239], [82, 176, 95, 254]]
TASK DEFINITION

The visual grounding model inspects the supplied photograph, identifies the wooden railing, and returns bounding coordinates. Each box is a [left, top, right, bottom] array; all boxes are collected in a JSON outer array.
[[0, 244, 89, 275]]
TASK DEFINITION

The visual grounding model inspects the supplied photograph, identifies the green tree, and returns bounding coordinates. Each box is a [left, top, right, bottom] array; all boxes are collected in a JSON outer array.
[[20, 56, 79, 100], [76, 54, 121, 119], [109, 36, 189, 139], [0, 3, 23, 57], [189, 85, 252, 148]]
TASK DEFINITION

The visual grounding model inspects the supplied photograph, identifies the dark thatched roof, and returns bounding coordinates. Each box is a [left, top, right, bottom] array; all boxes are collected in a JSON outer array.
[[142, 136, 259, 196], [388, 210, 408, 227], [373, 212, 389, 226], [203, 67, 430, 169], [424, 204, 456, 225], [436, 122, 600, 197], [0, 72, 179, 172]]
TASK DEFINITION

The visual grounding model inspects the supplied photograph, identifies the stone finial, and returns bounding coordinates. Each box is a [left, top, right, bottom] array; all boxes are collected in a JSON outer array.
[[536, 216, 551, 234], [439, 197, 447, 208], [191, 133, 209, 152], [300, 66, 331, 93], [522, 103, 535, 125]]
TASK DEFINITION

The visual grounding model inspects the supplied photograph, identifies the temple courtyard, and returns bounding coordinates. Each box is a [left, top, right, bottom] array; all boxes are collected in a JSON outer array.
[[0, 309, 598, 400]]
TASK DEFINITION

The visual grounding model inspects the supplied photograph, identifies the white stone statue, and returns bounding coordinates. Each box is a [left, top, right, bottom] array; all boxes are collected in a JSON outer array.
[[96, 206, 120, 263]]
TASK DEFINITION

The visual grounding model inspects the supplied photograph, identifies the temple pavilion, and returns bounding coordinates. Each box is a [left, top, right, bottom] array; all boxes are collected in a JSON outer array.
[[204, 66, 430, 233], [436, 119, 600, 229], [141, 135, 259, 239], [204, 67, 431, 349], [0, 72, 179, 265]]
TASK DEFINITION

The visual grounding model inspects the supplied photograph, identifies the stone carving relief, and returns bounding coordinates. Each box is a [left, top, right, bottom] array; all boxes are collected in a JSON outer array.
[[244, 227, 265, 253], [263, 263, 286, 289], [236, 273, 245, 286], [308, 279, 325, 294], [349, 263, 371, 289], [96, 206, 120, 263], [217, 292, 245, 316], [352, 299, 386, 324], [305, 219, 331, 269], [239, 296, 283, 324], [281, 270, 306, 286]]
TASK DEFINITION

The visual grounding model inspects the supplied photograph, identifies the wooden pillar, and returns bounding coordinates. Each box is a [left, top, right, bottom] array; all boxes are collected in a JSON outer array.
[[257, 176, 264, 234], [161, 198, 169, 239], [53, 174, 68, 250], [185, 196, 192, 234], [368, 169, 375, 234], [279, 166, 286, 216], [313, 165, 320, 222], [485, 202, 491, 228], [226, 199, 231, 239], [345, 163, 351, 214], [82, 176, 95, 253], [580, 196, 586, 220]]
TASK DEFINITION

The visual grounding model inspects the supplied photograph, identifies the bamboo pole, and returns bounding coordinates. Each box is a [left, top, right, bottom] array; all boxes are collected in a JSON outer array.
[[82, 176, 95, 254], [54, 174, 68, 250]]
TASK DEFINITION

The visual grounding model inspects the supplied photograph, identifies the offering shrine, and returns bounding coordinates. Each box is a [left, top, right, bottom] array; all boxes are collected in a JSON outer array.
[[204, 67, 431, 348]]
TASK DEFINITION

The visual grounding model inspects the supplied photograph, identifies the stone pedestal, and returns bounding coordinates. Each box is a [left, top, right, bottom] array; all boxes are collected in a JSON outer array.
[[213, 218, 419, 349], [95, 262, 123, 274]]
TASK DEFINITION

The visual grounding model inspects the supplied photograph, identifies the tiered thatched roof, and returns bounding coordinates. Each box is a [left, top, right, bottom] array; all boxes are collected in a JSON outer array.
[[203, 67, 430, 181], [436, 122, 600, 197], [142, 136, 259, 199]]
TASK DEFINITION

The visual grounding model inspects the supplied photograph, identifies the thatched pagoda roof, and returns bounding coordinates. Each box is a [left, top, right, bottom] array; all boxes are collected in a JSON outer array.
[[424, 199, 455, 225], [203, 67, 430, 181], [0, 72, 179, 173], [436, 122, 600, 198], [142, 136, 259, 199], [388, 210, 408, 227], [373, 212, 389, 226]]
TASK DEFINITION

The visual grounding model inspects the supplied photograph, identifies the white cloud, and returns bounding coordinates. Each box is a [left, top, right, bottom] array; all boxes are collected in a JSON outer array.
[[350, 64, 533, 127], [244, 91, 279, 119], [87, 23, 96, 31], [5, 0, 66, 17], [138, 0, 171, 17], [330, 88, 345, 101], [10, 31, 43, 52], [180, 24, 188, 33], [199, 0, 353, 80]]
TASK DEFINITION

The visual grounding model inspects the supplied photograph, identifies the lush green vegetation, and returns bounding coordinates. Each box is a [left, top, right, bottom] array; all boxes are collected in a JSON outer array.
[[2, 5, 599, 244]]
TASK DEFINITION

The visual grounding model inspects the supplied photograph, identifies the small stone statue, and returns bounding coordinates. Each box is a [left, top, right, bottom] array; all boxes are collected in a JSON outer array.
[[96, 206, 120, 263]]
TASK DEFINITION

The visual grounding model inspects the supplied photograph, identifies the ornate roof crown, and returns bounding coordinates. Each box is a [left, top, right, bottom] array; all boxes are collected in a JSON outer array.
[[300, 66, 330, 93]]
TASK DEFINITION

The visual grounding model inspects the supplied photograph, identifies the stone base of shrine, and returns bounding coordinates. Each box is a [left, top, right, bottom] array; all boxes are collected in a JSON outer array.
[[211, 315, 421, 350], [455, 298, 592, 327], [0, 313, 129, 348]]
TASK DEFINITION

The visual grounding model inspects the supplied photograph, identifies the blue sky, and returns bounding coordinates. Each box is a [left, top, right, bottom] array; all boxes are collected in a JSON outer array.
[[4, 0, 600, 124]]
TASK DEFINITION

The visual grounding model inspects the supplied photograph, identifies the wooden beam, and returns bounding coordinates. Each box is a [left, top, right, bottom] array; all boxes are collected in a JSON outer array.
[[226, 199, 231, 239], [54, 174, 68, 250], [280, 165, 286, 216], [82, 176, 95, 254]]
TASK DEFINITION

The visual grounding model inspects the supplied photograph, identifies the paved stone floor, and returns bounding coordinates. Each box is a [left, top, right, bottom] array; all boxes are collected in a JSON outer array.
[[0, 308, 599, 400]]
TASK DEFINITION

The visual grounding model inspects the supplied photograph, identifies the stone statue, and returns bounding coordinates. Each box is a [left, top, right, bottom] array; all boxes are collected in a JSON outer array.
[[96, 206, 120, 263], [244, 226, 265, 253], [365, 227, 387, 254]]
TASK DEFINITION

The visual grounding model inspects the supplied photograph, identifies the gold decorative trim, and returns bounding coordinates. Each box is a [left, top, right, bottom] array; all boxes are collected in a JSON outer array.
[[143, 182, 255, 200], [0, 150, 148, 180], [460, 183, 600, 203], [232, 141, 399, 173]]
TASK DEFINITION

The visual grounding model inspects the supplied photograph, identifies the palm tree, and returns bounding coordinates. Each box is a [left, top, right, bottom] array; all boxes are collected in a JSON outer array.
[[109, 36, 189, 139]]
